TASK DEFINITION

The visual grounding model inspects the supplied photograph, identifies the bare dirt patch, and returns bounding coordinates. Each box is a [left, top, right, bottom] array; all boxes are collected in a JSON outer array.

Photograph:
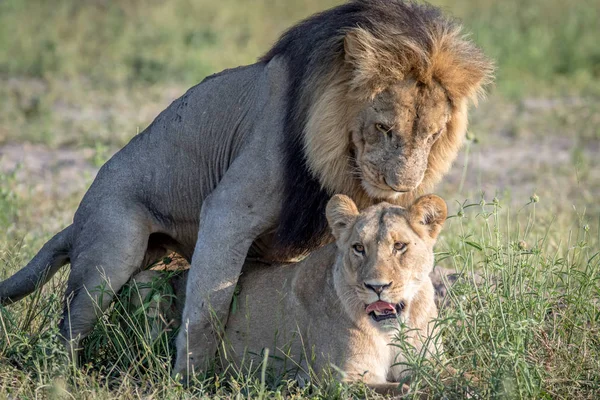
[[1, 94, 598, 242], [0, 143, 99, 197]]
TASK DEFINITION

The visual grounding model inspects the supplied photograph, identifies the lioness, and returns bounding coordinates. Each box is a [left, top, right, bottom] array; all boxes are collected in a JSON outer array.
[[0, 0, 491, 375], [134, 194, 446, 394]]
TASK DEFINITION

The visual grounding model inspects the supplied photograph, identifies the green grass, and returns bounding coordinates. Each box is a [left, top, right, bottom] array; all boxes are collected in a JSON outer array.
[[0, 0, 340, 86], [435, 0, 600, 97], [1, 0, 598, 93]]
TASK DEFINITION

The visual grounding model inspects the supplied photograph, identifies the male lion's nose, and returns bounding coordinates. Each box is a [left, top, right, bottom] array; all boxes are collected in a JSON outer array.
[[384, 177, 412, 193], [364, 281, 392, 295]]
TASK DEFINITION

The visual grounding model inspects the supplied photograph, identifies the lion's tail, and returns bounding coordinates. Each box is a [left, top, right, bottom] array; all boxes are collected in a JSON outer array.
[[0, 225, 72, 306]]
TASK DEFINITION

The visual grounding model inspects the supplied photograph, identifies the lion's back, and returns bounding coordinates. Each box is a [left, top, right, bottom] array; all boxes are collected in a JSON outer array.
[[73, 61, 282, 242]]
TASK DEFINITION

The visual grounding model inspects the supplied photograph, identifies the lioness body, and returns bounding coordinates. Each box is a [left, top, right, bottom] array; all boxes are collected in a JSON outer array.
[[224, 195, 445, 391], [134, 195, 445, 394], [0, 0, 491, 375], [225, 246, 437, 386]]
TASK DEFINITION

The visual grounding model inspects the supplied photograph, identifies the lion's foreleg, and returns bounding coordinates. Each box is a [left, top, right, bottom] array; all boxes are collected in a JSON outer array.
[[173, 150, 282, 379]]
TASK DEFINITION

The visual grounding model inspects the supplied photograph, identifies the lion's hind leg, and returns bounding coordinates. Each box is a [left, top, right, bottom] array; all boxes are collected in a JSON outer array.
[[58, 213, 153, 361], [127, 269, 183, 342]]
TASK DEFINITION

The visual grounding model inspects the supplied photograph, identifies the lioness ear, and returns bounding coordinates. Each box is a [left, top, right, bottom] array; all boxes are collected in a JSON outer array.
[[326, 194, 359, 240], [409, 195, 447, 240]]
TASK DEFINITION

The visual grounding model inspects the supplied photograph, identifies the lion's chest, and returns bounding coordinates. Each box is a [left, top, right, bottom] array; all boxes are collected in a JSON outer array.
[[373, 332, 410, 382], [337, 327, 410, 383]]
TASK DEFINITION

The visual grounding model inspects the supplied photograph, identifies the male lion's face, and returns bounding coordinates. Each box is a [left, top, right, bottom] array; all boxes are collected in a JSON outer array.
[[326, 194, 447, 329], [351, 79, 451, 200]]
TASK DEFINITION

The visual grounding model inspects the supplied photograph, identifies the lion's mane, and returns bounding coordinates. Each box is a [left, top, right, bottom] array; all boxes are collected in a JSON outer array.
[[262, 0, 493, 257]]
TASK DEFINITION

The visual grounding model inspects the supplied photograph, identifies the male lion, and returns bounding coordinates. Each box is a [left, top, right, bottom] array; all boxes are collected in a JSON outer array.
[[0, 0, 492, 375], [132, 194, 446, 394]]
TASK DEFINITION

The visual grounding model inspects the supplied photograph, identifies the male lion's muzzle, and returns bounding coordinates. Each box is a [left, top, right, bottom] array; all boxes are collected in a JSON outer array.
[[385, 148, 429, 192]]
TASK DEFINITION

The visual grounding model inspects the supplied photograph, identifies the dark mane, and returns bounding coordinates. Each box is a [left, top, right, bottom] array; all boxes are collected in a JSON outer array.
[[263, 0, 458, 258]]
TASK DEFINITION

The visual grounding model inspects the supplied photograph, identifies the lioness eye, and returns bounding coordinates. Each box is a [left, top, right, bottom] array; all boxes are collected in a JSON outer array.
[[353, 244, 365, 254], [394, 242, 407, 252], [375, 123, 391, 135]]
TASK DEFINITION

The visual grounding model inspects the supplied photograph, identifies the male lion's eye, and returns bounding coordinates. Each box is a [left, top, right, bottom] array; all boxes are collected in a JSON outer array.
[[375, 123, 391, 135], [430, 129, 443, 142], [353, 244, 365, 255], [393, 242, 407, 252]]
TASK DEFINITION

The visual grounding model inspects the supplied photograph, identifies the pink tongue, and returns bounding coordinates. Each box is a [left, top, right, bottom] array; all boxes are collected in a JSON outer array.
[[365, 300, 396, 314]]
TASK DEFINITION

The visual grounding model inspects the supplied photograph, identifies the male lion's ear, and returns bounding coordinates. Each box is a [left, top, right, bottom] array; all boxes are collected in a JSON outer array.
[[343, 28, 391, 94], [326, 194, 359, 240], [343, 30, 362, 64], [409, 194, 447, 240], [430, 41, 495, 105]]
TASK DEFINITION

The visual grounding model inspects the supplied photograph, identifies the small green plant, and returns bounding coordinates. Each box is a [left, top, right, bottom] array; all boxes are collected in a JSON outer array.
[[91, 142, 111, 168], [0, 170, 18, 231]]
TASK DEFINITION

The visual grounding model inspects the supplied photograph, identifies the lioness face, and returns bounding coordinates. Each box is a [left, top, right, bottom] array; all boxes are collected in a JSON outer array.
[[351, 79, 451, 200], [326, 194, 447, 329]]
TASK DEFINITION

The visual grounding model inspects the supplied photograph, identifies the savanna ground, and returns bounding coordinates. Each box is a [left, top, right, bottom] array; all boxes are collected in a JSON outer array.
[[1, 0, 599, 398]]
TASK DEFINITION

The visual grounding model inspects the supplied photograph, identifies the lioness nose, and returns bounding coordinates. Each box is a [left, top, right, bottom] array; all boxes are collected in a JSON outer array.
[[364, 282, 392, 295]]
